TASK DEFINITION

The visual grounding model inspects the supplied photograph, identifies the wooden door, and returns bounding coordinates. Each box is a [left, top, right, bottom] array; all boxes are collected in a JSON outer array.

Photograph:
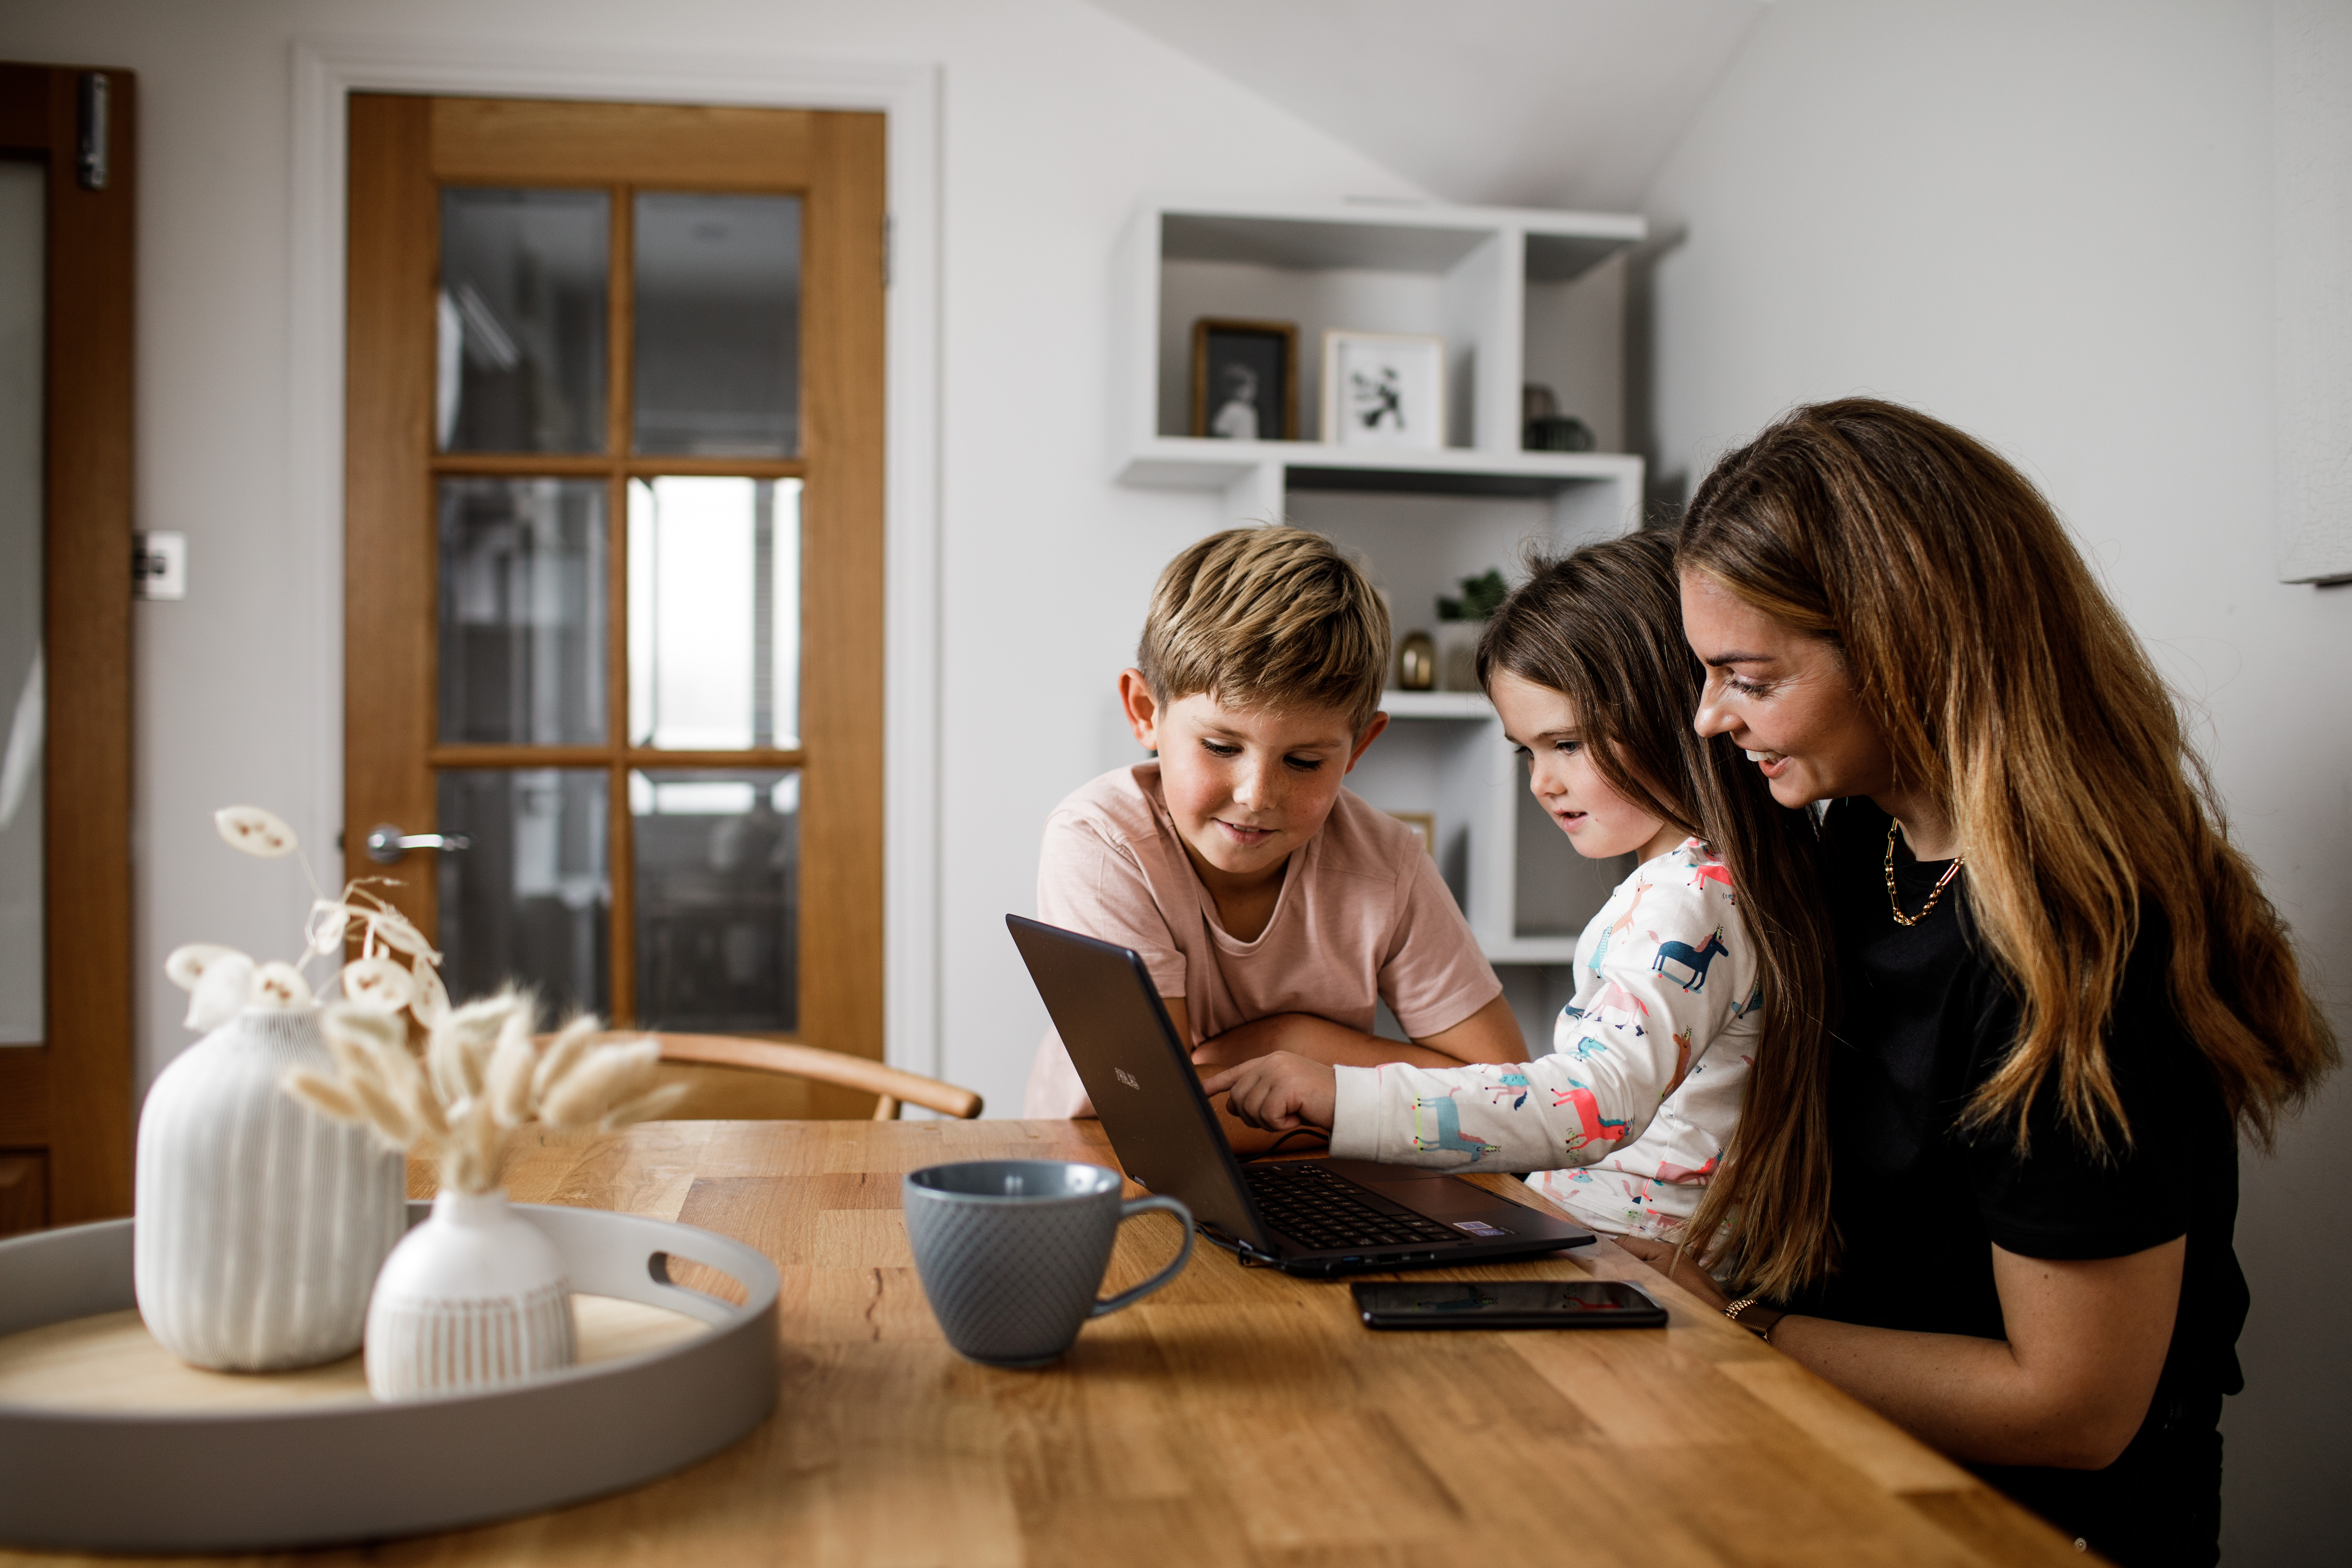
[[343, 97, 884, 1066], [0, 62, 135, 1230]]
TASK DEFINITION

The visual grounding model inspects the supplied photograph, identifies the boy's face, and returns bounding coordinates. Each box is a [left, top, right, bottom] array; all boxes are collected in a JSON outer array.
[[1119, 671, 1386, 888]]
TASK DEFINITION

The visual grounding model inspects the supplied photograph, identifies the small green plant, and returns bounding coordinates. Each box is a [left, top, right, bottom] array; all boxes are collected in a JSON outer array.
[[1437, 569, 1509, 622]]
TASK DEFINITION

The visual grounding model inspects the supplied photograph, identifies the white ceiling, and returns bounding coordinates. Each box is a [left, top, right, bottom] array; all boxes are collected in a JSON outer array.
[[1086, 0, 1769, 212]]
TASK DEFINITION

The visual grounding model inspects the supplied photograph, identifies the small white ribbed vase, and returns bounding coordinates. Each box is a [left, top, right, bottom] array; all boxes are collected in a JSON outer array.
[[134, 1006, 407, 1371], [365, 1187, 575, 1401]]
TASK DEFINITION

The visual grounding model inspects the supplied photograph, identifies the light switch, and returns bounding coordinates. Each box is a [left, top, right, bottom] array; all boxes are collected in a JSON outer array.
[[134, 531, 185, 599]]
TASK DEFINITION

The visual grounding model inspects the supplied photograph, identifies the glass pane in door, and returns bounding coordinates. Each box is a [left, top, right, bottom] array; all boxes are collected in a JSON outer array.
[[436, 769, 610, 1018], [438, 188, 609, 453], [627, 477, 801, 750], [631, 769, 798, 1032], [438, 478, 607, 745], [0, 161, 42, 1045], [632, 193, 801, 457]]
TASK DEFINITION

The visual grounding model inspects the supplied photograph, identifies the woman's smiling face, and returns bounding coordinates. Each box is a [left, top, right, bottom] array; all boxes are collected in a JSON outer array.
[[1680, 571, 1895, 810]]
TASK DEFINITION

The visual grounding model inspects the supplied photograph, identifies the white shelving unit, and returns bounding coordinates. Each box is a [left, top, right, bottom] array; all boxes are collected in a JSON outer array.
[[1369, 689, 1583, 966], [1376, 690, 1492, 720], [1112, 198, 1650, 979]]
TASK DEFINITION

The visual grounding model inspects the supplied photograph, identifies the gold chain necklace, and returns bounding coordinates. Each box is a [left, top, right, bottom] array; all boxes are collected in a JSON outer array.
[[1883, 819, 1963, 927]]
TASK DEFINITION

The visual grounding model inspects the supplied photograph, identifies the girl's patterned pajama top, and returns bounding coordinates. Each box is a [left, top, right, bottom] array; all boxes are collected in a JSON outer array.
[[1327, 838, 1760, 1241]]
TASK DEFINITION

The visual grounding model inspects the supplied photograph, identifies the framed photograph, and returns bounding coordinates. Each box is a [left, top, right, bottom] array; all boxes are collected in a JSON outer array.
[[1321, 331, 1445, 450], [1190, 318, 1297, 441], [1386, 811, 1437, 857]]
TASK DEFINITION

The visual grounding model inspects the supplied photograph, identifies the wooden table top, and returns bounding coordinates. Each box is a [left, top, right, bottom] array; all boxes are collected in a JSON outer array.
[[3, 1119, 2091, 1567]]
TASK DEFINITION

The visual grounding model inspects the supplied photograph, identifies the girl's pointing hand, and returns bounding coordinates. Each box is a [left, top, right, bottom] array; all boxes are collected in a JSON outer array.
[[1200, 1051, 1338, 1133]]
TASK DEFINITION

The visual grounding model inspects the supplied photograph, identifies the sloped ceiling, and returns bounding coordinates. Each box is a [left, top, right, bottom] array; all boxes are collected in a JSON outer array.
[[1086, 0, 1768, 212]]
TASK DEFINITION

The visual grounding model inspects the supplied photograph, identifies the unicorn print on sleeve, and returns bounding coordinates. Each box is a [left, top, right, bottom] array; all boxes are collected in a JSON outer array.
[[1327, 838, 1760, 1241]]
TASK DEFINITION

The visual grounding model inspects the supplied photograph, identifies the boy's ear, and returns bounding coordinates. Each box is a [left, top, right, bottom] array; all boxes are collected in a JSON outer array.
[[1117, 669, 1162, 752], [1343, 711, 1390, 773]]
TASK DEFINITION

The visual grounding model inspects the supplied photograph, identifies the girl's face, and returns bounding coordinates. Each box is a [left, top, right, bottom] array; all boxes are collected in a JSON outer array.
[[1680, 570, 1895, 809], [1489, 671, 1683, 863]]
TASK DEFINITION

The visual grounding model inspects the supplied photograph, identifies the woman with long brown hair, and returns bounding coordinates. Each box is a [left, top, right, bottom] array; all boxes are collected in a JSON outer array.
[[1638, 398, 2336, 1567]]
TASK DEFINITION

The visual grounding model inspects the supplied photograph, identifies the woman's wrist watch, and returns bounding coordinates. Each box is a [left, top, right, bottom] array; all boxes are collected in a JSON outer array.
[[1723, 1297, 1786, 1344]]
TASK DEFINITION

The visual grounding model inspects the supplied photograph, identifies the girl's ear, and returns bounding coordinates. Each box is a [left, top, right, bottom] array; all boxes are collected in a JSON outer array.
[[1117, 668, 1163, 751]]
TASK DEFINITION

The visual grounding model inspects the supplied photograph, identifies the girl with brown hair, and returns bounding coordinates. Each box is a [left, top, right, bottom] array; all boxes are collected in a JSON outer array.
[[1207, 530, 1827, 1247], [1647, 398, 2336, 1568]]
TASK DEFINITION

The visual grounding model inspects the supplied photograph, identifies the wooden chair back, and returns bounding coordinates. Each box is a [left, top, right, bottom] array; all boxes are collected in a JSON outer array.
[[637, 1034, 982, 1121]]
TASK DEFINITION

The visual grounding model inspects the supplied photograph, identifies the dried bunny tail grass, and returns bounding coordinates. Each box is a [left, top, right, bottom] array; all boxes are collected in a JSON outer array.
[[321, 1005, 403, 1094], [435, 1097, 506, 1195], [531, 1017, 602, 1107], [378, 1034, 447, 1140], [538, 1038, 662, 1130], [323, 1003, 445, 1140], [280, 1068, 365, 1126], [486, 1009, 540, 1126], [312, 1027, 419, 1147], [309, 1051, 422, 1149], [429, 992, 518, 1106], [601, 1081, 689, 1131]]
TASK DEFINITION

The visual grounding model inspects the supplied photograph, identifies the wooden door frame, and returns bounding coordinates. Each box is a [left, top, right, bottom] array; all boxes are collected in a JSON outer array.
[[0, 62, 135, 1227], [289, 43, 944, 1081], [344, 96, 883, 1058]]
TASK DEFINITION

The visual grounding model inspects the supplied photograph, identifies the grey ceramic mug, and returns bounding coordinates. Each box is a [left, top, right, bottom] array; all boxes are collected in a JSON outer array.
[[902, 1160, 1194, 1368]]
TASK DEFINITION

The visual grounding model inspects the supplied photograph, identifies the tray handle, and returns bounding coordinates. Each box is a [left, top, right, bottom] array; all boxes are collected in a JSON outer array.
[[510, 1204, 778, 1328], [648, 1250, 752, 1313]]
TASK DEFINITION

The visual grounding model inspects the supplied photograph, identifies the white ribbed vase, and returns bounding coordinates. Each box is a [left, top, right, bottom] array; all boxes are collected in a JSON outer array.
[[134, 1006, 407, 1371], [365, 1187, 575, 1401]]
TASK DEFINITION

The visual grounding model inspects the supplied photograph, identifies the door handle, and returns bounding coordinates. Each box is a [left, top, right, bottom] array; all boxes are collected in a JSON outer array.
[[364, 824, 474, 866]]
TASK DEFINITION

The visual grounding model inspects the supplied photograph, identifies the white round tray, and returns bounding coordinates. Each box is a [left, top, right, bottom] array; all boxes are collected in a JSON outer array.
[[0, 1200, 781, 1552]]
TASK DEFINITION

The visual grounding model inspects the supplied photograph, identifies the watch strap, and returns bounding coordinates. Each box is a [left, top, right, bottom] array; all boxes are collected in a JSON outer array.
[[1723, 1297, 1783, 1343]]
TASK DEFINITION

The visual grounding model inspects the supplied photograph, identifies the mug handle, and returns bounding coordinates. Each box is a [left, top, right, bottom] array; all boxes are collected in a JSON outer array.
[[1089, 1194, 1196, 1318]]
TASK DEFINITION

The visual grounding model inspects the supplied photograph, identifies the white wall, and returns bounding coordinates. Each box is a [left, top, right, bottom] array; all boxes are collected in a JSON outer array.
[[1642, 2, 2352, 1561], [0, 0, 1427, 1117]]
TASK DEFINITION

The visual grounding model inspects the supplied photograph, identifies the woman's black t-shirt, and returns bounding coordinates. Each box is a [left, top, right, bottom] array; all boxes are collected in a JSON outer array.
[[1790, 799, 2245, 1567]]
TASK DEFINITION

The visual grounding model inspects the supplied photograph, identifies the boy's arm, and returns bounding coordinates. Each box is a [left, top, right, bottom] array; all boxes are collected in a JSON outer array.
[[1186, 995, 1525, 1072]]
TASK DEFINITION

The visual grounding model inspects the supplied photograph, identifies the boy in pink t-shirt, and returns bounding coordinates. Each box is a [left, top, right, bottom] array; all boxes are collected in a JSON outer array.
[[1023, 526, 1524, 1128]]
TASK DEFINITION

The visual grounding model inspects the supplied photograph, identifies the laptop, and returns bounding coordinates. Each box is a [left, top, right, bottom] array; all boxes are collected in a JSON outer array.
[[1007, 914, 1593, 1277]]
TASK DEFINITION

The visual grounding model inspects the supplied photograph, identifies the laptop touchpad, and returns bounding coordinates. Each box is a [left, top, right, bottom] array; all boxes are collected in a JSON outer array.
[[1332, 1161, 1518, 1217]]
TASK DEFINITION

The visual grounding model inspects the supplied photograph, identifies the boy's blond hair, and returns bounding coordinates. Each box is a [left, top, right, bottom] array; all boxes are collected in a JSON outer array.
[[1137, 526, 1390, 733]]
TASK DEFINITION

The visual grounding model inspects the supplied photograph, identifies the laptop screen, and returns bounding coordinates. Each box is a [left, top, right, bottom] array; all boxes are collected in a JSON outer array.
[[1005, 915, 1268, 1249]]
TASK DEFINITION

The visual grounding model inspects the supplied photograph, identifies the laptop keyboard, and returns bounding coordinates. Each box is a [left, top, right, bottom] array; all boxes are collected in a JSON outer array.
[[1242, 1161, 1461, 1252]]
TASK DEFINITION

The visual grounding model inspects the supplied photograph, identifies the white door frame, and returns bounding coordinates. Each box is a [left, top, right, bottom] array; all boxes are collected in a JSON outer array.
[[288, 36, 944, 1078]]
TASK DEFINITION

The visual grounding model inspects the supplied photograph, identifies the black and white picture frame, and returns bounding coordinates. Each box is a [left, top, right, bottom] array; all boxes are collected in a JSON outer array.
[[1190, 318, 1297, 441], [1320, 330, 1445, 450]]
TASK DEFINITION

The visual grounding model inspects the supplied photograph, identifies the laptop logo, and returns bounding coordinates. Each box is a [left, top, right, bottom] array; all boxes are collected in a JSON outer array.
[[1452, 1220, 1512, 1237], [1115, 1067, 1141, 1090]]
